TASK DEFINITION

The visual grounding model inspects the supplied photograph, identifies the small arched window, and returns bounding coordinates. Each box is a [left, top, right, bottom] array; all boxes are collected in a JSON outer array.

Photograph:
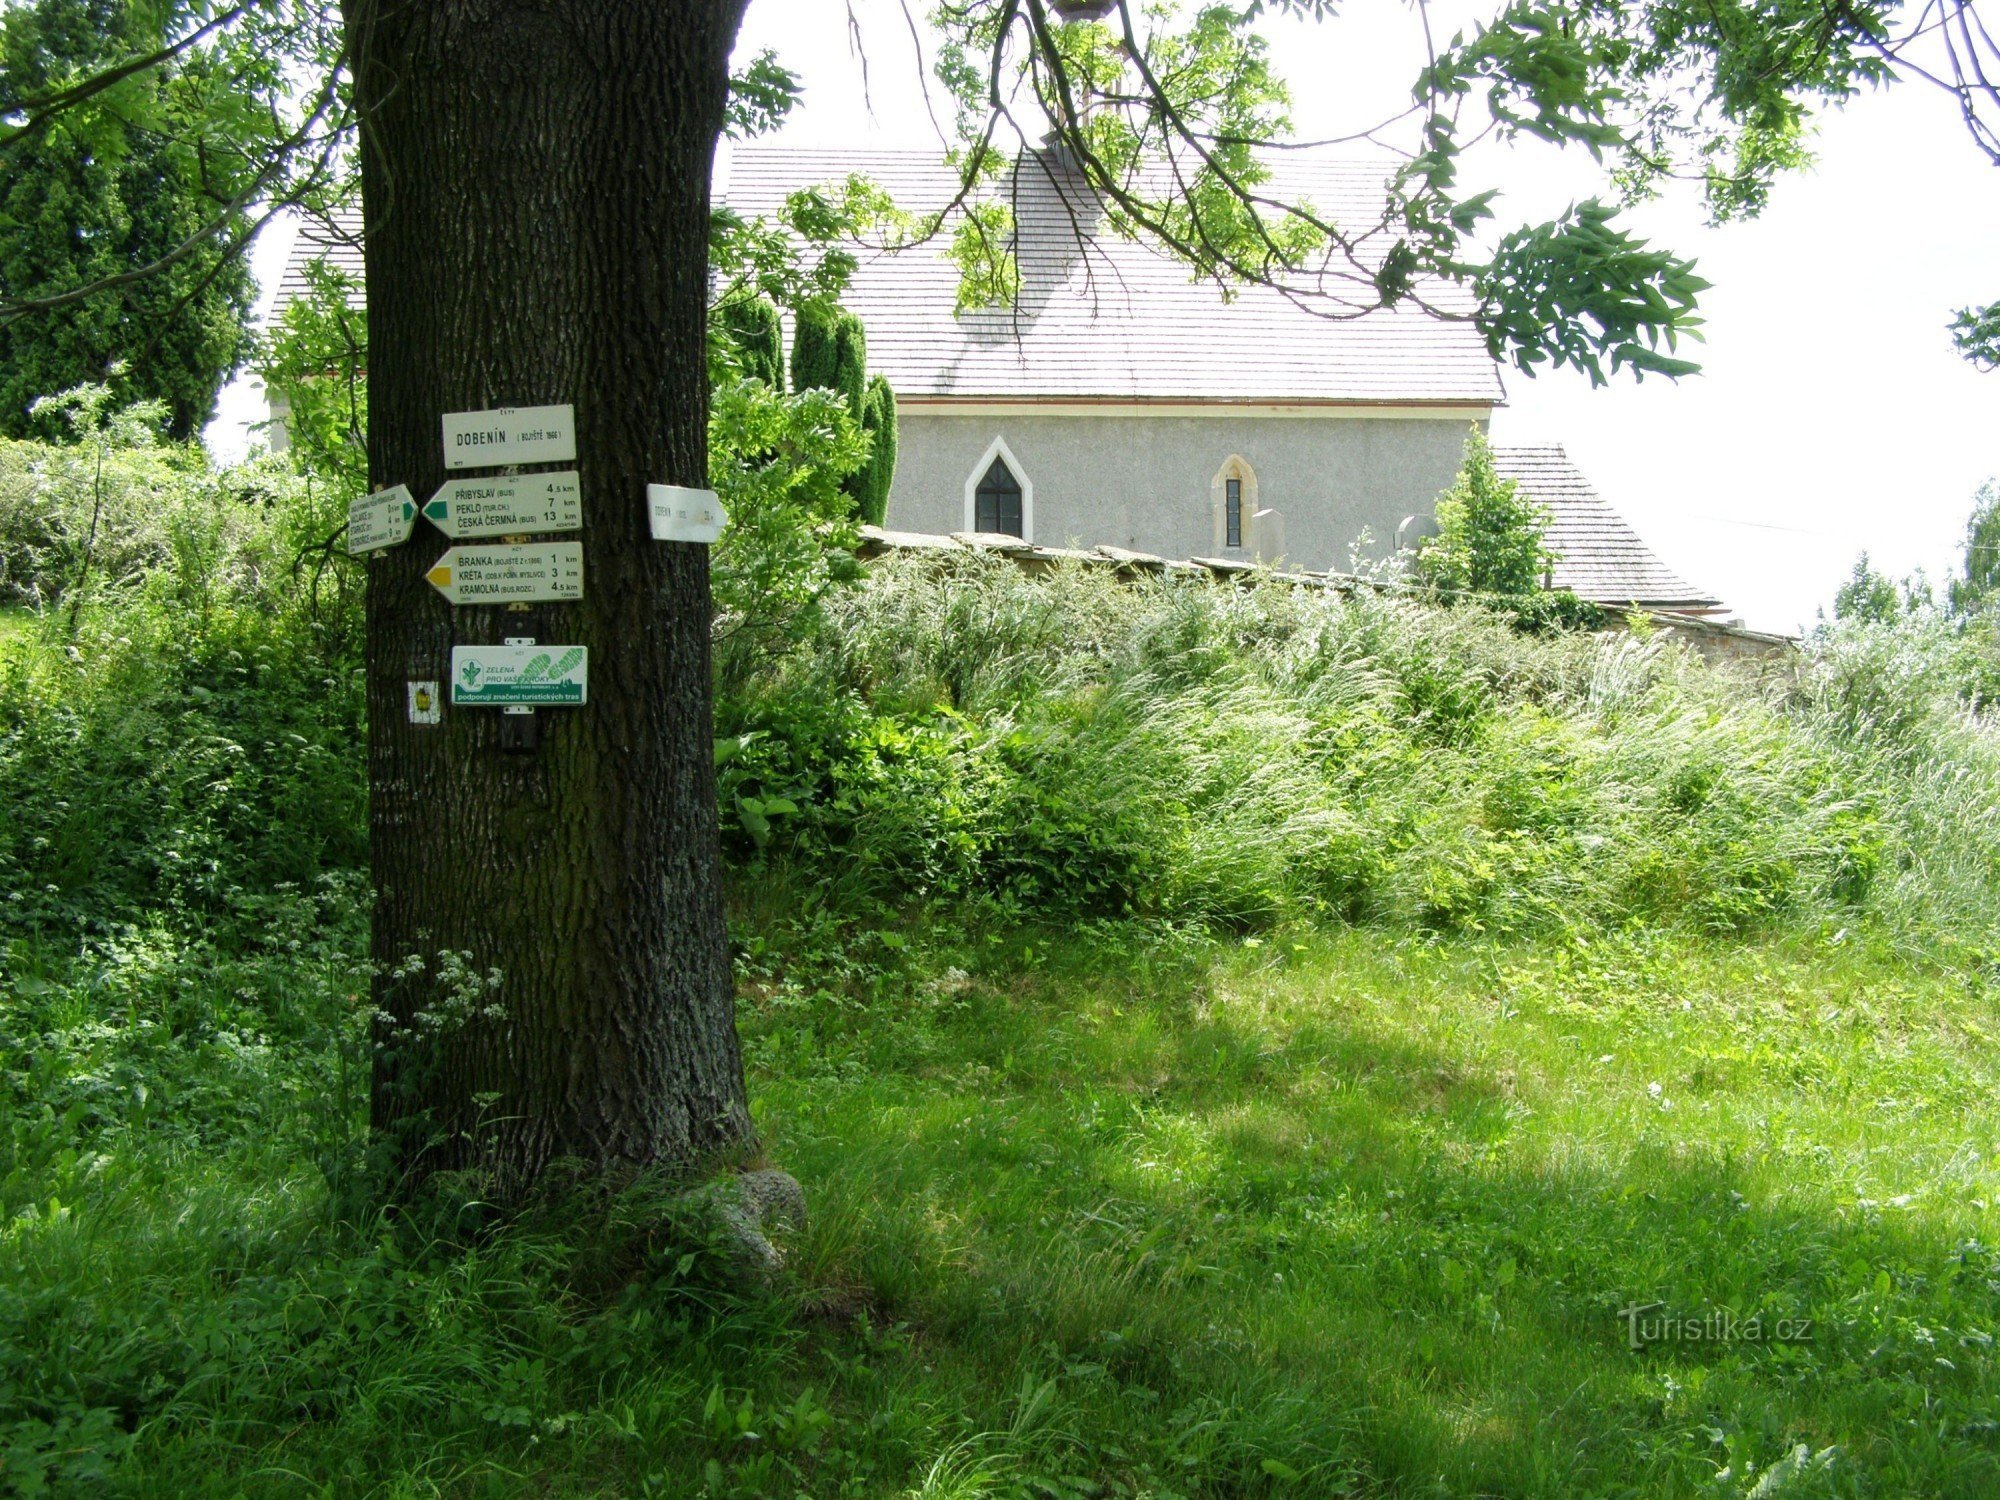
[[964, 436, 1033, 540], [975, 457, 1024, 536], [1211, 455, 1259, 553]]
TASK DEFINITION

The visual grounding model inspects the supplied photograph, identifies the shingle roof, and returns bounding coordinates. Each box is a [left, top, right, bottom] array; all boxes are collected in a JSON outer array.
[[721, 145, 1505, 406], [272, 210, 365, 313], [274, 149, 1504, 406], [1491, 444, 1720, 612]]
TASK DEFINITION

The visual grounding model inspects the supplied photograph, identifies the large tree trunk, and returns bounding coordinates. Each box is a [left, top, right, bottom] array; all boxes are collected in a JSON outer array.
[[345, 0, 754, 1194]]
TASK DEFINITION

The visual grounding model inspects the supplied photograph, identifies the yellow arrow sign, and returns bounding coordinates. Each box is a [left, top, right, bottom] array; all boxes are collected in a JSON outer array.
[[425, 541, 583, 604]]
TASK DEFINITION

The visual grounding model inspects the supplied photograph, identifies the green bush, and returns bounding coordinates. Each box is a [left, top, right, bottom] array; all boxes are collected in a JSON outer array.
[[1413, 428, 1598, 631], [0, 389, 216, 609], [829, 313, 867, 426], [717, 294, 785, 389], [0, 442, 362, 936]]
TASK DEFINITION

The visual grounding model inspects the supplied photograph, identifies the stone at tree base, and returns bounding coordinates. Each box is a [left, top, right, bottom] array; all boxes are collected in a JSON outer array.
[[690, 1168, 807, 1288], [736, 1168, 808, 1231]]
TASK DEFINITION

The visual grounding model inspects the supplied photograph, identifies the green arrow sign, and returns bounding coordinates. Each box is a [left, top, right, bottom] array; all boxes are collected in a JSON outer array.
[[348, 484, 416, 554], [424, 471, 582, 538]]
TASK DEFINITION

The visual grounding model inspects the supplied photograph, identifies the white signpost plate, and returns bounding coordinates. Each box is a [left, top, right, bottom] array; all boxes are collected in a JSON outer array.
[[425, 471, 582, 538], [426, 541, 583, 604], [647, 484, 729, 544], [450, 645, 587, 706], [441, 404, 577, 470], [347, 484, 416, 554]]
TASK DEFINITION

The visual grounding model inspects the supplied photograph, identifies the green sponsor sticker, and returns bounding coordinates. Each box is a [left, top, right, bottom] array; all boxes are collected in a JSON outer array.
[[449, 645, 587, 706]]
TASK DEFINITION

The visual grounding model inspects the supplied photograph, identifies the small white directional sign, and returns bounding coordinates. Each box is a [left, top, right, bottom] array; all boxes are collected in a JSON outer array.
[[425, 471, 582, 538], [426, 541, 583, 604], [451, 645, 587, 706], [647, 484, 729, 544], [347, 484, 416, 555], [441, 404, 577, 470]]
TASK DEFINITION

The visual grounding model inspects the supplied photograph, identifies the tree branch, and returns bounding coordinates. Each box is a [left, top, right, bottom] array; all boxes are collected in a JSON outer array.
[[0, 1, 256, 150]]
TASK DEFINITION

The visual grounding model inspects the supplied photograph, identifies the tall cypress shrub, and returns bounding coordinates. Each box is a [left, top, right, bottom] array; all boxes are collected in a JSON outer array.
[[790, 304, 840, 392], [857, 376, 898, 526], [831, 313, 868, 425], [720, 296, 784, 388]]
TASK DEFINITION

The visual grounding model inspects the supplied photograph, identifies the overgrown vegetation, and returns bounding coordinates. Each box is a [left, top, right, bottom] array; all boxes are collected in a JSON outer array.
[[8, 418, 2000, 1493], [722, 549, 2000, 956]]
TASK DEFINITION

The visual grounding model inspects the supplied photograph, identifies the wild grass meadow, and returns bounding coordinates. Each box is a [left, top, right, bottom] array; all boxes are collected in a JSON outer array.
[[7, 430, 2000, 1495]]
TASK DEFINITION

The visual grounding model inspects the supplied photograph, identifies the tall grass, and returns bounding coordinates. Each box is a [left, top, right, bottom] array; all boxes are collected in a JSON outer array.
[[725, 552, 2000, 960]]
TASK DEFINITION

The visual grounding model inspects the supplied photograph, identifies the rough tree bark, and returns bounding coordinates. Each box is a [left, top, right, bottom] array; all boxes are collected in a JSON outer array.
[[345, 0, 755, 1193]]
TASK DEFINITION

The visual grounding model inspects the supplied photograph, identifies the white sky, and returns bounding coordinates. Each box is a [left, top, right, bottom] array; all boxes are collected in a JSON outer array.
[[214, 0, 2000, 634]]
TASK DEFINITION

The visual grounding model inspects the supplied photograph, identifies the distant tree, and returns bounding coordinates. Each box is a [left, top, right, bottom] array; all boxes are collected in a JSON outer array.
[[1417, 429, 1554, 598], [856, 375, 897, 527], [718, 295, 784, 389], [0, 0, 256, 439], [1951, 481, 2000, 616], [1834, 553, 1903, 624]]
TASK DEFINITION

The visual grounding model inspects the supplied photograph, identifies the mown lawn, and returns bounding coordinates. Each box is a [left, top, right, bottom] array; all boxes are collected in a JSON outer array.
[[6, 914, 1999, 1496], [746, 921, 2000, 1498]]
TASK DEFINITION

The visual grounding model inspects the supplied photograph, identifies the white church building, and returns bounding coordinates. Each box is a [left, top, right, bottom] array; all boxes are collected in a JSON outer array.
[[273, 144, 1720, 614]]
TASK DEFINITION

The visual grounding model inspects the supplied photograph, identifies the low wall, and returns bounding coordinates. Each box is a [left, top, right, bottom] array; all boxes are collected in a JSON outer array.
[[854, 525, 1797, 663]]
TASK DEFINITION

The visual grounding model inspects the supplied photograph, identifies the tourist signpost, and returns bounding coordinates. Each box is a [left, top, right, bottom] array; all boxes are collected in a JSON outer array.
[[425, 472, 582, 538], [646, 483, 728, 544], [425, 541, 584, 604], [441, 404, 577, 470], [348, 484, 417, 554]]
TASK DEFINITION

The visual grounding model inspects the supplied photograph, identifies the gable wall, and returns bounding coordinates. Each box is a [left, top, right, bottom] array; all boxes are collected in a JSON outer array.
[[887, 408, 1487, 572]]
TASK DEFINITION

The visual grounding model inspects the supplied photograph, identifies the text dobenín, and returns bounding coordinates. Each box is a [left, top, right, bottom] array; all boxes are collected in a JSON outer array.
[[452, 427, 558, 449]]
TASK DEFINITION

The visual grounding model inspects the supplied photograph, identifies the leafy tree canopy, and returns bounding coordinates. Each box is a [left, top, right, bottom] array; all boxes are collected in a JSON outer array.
[[918, 0, 1996, 382], [0, 0, 345, 438], [1833, 552, 1905, 624], [6, 2, 1997, 386]]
